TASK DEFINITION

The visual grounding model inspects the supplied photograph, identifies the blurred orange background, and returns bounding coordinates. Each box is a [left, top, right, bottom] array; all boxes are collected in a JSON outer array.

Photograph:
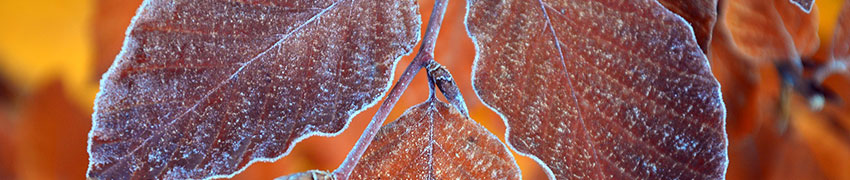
[[0, 0, 848, 179]]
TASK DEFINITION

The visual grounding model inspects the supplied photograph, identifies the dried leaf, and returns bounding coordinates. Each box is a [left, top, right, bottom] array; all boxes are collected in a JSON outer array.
[[714, 1, 850, 179], [349, 99, 520, 179], [788, 94, 850, 180], [15, 82, 90, 180], [726, 126, 829, 180], [466, 0, 727, 179], [0, 108, 12, 179], [830, 1, 850, 61], [723, 0, 819, 63], [775, 0, 820, 57], [707, 22, 761, 139], [87, 0, 421, 179]]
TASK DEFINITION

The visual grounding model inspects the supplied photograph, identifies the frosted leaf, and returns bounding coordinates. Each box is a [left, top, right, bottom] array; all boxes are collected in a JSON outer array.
[[348, 99, 520, 179], [466, 0, 727, 179], [87, 0, 421, 179]]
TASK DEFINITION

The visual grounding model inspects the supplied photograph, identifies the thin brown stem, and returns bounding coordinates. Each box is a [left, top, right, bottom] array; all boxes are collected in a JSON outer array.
[[420, 0, 450, 55], [332, 0, 449, 179]]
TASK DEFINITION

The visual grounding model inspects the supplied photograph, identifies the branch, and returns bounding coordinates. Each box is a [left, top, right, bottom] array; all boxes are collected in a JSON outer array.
[[332, 0, 450, 179]]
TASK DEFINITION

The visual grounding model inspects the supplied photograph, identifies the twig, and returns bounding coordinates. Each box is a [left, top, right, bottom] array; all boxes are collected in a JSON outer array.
[[332, 0, 450, 179]]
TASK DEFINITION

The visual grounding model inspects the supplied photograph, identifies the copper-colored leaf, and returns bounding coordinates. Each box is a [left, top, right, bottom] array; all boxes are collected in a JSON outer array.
[[15, 82, 90, 180], [775, 0, 820, 57], [466, 0, 727, 179], [707, 22, 761, 139], [0, 106, 12, 179], [656, 0, 718, 53], [723, 0, 819, 63], [831, 0, 850, 61], [87, 0, 421, 179], [349, 99, 520, 179]]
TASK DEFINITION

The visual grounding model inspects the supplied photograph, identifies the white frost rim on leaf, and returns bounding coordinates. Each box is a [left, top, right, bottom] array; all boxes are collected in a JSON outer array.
[[463, 0, 557, 179], [651, 0, 730, 176], [464, 0, 729, 179], [86, 0, 423, 179]]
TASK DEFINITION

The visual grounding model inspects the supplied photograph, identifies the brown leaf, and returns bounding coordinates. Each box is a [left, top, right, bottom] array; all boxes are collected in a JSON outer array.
[[830, 0, 850, 61], [87, 0, 421, 179], [657, 0, 718, 53], [14, 82, 90, 180], [0, 108, 13, 179], [726, 127, 829, 180], [789, 94, 850, 180], [349, 99, 520, 179], [708, 21, 761, 139], [714, 1, 850, 179], [775, 0, 820, 57], [722, 0, 819, 63], [466, 0, 727, 179]]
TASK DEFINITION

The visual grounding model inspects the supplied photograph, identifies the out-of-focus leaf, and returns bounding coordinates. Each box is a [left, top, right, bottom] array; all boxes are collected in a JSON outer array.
[[830, 0, 850, 61], [789, 92, 850, 180], [14, 82, 90, 180], [713, 1, 850, 179], [0, 72, 12, 106], [776, 0, 820, 57], [723, 0, 819, 63], [0, 73, 14, 179], [349, 99, 520, 179], [708, 21, 761, 139], [0, 109, 13, 179], [656, 0, 718, 53], [466, 0, 727, 179], [87, 0, 421, 179], [727, 126, 829, 180]]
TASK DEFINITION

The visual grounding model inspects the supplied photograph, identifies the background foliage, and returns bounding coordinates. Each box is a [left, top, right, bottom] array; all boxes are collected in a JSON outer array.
[[0, 0, 846, 179]]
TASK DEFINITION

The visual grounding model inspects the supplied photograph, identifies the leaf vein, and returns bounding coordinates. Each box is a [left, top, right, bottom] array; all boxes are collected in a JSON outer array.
[[98, 0, 348, 174]]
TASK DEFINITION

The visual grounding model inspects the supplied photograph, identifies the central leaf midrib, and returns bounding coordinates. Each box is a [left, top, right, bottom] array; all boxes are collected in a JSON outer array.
[[534, 0, 606, 178]]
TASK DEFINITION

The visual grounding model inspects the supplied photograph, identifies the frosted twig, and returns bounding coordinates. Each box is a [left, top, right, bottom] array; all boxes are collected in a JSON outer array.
[[332, 0, 450, 178]]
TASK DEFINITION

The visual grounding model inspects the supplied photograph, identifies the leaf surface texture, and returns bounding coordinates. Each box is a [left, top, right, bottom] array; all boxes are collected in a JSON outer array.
[[466, 0, 728, 179], [87, 0, 420, 179], [350, 100, 521, 179]]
